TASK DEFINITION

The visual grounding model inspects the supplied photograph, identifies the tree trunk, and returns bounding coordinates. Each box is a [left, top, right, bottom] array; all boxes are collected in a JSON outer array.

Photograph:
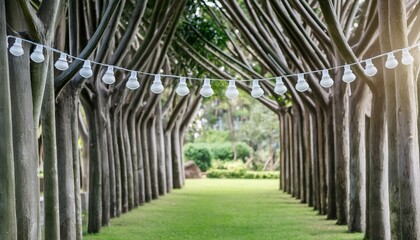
[[348, 88, 368, 232], [333, 86, 350, 225], [41, 59, 60, 240], [122, 111, 134, 209], [56, 84, 77, 239], [117, 111, 128, 211], [326, 105, 337, 220], [368, 86, 390, 239], [156, 103, 167, 195], [164, 131, 173, 192], [84, 95, 102, 233], [0, 1, 17, 237], [148, 117, 160, 199], [390, 1, 420, 238], [111, 109, 122, 216], [8, 41, 40, 240]]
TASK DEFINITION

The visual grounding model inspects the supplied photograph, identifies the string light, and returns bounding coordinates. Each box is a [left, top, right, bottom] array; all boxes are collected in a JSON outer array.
[[176, 77, 190, 96], [5, 35, 420, 95], [385, 53, 398, 69], [401, 48, 414, 65], [363, 59, 377, 77], [126, 71, 140, 90], [55, 53, 69, 70], [9, 38, 24, 56], [102, 66, 115, 84], [226, 80, 239, 99], [295, 74, 309, 92], [251, 80, 264, 98], [342, 65, 356, 84], [320, 70, 334, 88], [79, 60, 93, 78], [30, 45, 45, 63], [274, 77, 287, 95], [200, 78, 214, 97], [150, 74, 164, 94]]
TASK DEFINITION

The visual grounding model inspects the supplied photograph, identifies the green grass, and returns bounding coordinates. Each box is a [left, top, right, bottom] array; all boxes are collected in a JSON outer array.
[[84, 179, 364, 240]]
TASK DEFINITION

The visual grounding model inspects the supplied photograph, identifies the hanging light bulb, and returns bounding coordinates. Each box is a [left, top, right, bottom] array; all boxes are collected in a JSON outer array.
[[9, 38, 24, 56], [126, 71, 140, 90], [30, 44, 45, 63], [54, 53, 69, 70], [401, 48, 414, 65], [385, 52, 398, 69], [200, 78, 214, 97], [320, 70, 334, 88], [176, 77, 190, 96], [342, 65, 356, 83], [101, 66, 115, 84], [251, 80, 264, 98], [79, 60, 93, 78], [295, 74, 309, 92], [225, 80, 239, 99], [363, 59, 377, 77], [274, 77, 287, 95], [150, 74, 164, 94]]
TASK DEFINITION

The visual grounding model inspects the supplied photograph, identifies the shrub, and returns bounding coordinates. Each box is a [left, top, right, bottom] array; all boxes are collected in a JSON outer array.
[[183, 143, 212, 171], [209, 142, 251, 161], [236, 142, 251, 160], [206, 169, 279, 179]]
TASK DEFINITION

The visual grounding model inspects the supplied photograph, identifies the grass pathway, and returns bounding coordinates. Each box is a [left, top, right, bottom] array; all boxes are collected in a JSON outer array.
[[84, 179, 363, 240]]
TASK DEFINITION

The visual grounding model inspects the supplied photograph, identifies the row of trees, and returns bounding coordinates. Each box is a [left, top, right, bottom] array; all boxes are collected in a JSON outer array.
[[1, 1, 419, 240], [174, 0, 420, 239], [0, 0, 209, 239]]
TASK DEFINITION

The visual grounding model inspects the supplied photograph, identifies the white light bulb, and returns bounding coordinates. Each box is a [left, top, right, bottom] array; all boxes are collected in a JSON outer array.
[[401, 48, 414, 65], [385, 53, 398, 69], [126, 71, 140, 90], [30, 44, 45, 63], [274, 77, 287, 95], [225, 80, 239, 99], [363, 59, 377, 77], [9, 38, 24, 56], [150, 74, 164, 94], [79, 60, 93, 78], [295, 74, 309, 92], [320, 70, 334, 88], [200, 78, 214, 97], [54, 53, 69, 70], [176, 77, 190, 96], [251, 80, 264, 98], [102, 66, 115, 84], [342, 65, 356, 83]]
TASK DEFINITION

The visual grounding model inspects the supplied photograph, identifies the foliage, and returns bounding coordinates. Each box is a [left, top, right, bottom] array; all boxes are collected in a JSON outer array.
[[184, 143, 212, 171], [195, 130, 231, 143], [184, 142, 251, 169], [211, 160, 247, 171], [84, 179, 364, 240], [206, 169, 279, 179]]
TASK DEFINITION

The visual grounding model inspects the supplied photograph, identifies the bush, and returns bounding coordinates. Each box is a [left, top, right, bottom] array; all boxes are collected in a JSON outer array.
[[184, 143, 212, 171], [209, 142, 251, 161], [206, 169, 279, 179]]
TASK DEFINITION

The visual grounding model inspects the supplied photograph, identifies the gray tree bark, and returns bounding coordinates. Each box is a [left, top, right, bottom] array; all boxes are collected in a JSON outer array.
[[0, 1, 17, 237]]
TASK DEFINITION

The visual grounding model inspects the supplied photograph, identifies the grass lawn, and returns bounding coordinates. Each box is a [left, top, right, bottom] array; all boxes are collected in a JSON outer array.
[[84, 179, 363, 240]]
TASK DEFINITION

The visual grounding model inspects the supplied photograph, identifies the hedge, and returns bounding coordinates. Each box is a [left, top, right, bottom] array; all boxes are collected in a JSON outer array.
[[206, 169, 279, 179]]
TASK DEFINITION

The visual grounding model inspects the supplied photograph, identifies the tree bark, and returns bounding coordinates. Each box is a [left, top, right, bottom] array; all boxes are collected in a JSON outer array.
[[56, 84, 77, 240], [41, 58, 60, 240], [333, 86, 350, 225], [0, 1, 17, 237]]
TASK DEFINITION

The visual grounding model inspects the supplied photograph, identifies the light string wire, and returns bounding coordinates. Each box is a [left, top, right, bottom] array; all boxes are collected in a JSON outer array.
[[6, 35, 420, 82]]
